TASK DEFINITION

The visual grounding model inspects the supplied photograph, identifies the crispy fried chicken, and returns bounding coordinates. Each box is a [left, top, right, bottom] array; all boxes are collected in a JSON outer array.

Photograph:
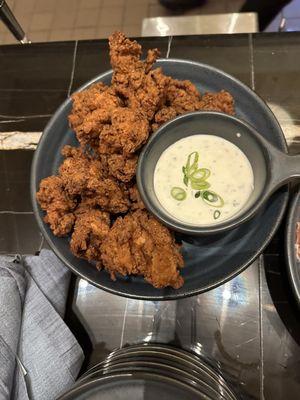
[[36, 32, 235, 289]]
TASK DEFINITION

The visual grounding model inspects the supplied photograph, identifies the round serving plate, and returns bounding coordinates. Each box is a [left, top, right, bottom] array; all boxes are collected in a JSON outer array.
[[59, 372, 208, 400], [79, 344, 237, 400], [31, 59, 289, 300], [77, 361, 222, 400]]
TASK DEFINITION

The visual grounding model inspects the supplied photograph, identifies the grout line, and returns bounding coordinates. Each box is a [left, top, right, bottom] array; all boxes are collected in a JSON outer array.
[[0, 211, 34, 215], [248, 33, 255, 91], [166, 35, 173, 58], [120, 298, 128, 348], [68, 40, 78, 97], [0, 88, 67, 93], [0, 120, 26, 124], [0, 114, 52, 119], [258, 255, 265, 400]]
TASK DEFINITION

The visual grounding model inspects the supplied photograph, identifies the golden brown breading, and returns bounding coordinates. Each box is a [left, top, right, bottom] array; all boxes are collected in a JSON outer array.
[[100, 210, 184, 289], [106, 153, 137, 182], [36, 176, 76, 236], [198, 90, 234, 115], [99, 107, 149, 155], [59, 145, 130, 213], [84, 176, 130, 214], [59, 146, 104, 196], [129, 185, 145, 211], [37, 32, 236, 289], [152, 106, 177, 131], [109, 32, 168, 121], [70, 208, 110, 261], [166, 78, 202, 114], [68, 84, 122, 148]]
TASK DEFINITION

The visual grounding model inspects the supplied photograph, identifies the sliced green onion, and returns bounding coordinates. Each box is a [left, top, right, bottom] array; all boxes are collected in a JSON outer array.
[[214, 210, 221, 219], [171, 187, 187, 201], [202, 190, 224, 207], [195, 191, 201, 198], [190, 168, 211, 181], [186, 151, 199, 171], [191, 180, 211, 190], [183, 175, 189, 186]]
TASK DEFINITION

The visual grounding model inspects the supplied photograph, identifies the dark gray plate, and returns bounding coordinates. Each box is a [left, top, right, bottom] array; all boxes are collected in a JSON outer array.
[[108, 345, 236, 399], [78, 361, 222, 399], [286, 187, 300, 307], [59, 372, 207, 400], [79, 344, 237, 400], [31, 59, 288, 300]]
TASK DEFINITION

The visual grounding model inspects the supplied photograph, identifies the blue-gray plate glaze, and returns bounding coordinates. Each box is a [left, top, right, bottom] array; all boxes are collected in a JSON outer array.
[[31, 59, 288, 300], [286, 188, 300, 307]]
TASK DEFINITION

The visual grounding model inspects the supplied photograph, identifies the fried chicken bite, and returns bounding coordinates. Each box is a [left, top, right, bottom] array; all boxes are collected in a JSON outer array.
[[68, 83, 122, 148], [59, 146, 104, 196], [84, 177, 130, 214], [36, 176, 76, 236], [129, 185, 145, 210], [106, 153, 137, 182], [166, 78, 202, 114], [109, 32, 168, 121], [99, 107, 149, 155], [59, 145, 130, 213], [100, 210, 184, 289], [70, 207, 110, 261], [198, 90, 234, 115], [152, 106, 177, 131]]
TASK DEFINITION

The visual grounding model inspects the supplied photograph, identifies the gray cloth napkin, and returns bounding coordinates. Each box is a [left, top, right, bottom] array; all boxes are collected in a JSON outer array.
[[0, 250, 84, 400]]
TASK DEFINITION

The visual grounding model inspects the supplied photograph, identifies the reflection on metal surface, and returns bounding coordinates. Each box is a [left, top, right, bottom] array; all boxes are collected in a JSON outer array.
[[142, 13, 258, 37]]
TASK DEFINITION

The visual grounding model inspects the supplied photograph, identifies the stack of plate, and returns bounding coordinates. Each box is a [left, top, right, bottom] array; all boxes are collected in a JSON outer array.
[[59, 344, 239, 400]]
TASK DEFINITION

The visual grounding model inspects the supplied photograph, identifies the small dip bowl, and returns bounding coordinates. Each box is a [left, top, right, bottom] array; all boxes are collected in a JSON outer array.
[[137, 111, 300, 235]]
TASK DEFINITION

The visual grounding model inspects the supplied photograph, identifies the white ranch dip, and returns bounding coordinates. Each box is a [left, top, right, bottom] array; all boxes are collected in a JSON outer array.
[[154, 134, 254, 225]]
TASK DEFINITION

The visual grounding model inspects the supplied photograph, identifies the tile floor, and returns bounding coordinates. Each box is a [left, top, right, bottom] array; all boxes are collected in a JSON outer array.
[[0, 0, 300, 45]]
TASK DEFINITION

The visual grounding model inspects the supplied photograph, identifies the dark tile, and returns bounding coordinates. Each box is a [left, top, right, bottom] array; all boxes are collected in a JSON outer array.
[[170, 34, 251, 86], [1, 151, 34, 212], [0, 116, 51, 133], [253, 32, 300, 122], [0, 214, 18, 253], [71, 40, 112, 92], [71, 37, 169, 92], [139, 36, 169, 59], [15, 214, 42, 254], [0, 152, 10, 211], [0, 42, 76, 91], [0, 90, 68, 132]]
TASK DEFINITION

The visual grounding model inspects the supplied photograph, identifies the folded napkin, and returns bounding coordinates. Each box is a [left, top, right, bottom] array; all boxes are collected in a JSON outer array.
[[0, 250, 84, 400]]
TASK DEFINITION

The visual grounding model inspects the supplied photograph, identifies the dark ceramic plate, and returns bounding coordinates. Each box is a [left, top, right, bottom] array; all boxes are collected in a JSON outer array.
[[59, 372, 207, 400], [31, 59, 288, 300], [286, 187, 300, 307]]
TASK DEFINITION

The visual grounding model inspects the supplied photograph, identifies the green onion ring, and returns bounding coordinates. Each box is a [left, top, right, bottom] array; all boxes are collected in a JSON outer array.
[[214, 210, 221, 219], [171, 187, 187, 201], [202, 190, 224, 207], [191, 180, 211, 190]]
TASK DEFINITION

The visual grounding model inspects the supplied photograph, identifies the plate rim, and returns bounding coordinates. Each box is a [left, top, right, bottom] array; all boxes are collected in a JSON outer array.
[[285, 187, 300, 307], [59, 370, 207, 400], [31, 58, 289, 300]]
